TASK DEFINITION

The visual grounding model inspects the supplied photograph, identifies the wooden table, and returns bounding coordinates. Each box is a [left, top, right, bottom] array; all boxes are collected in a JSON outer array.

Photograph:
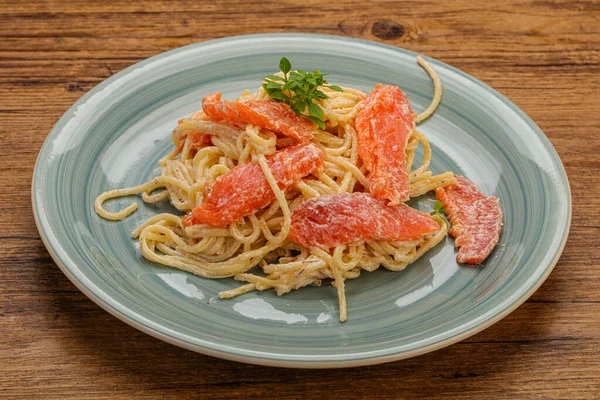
[[1, 0, 599, 398]]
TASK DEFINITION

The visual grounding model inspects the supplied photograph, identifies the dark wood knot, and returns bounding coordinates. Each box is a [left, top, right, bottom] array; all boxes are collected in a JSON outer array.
[[371, 20, 405, 40], [66, 83, 81, 92]]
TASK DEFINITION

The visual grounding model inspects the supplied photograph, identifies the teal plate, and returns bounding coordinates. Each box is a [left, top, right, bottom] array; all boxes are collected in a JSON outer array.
[[32, 34, 571, 368]]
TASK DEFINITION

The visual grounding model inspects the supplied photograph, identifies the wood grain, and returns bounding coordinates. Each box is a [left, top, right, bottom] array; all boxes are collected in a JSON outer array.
[[1, 0, 599, 398]]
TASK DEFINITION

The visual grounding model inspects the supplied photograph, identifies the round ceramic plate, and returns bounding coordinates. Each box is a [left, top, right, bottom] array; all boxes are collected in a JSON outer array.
[[32, 33, 571, 368]]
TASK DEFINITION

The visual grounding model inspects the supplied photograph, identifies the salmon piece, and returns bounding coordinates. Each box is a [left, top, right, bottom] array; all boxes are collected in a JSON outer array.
[[355, 84, 416, 205], [288, 193, 439, 249], [189, 132, 213, 150], [202, 93, 316, 142], [184, 143, 324, 227], [173, 133, 210, 156], [435, 176, 503, 264]]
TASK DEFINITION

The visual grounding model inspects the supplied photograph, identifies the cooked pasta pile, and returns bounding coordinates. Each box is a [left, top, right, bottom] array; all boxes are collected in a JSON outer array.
[[95, 56, 455, 321]]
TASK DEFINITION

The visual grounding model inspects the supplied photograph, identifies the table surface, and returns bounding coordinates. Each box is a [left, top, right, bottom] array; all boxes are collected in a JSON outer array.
[[1, 0, 599, 398]]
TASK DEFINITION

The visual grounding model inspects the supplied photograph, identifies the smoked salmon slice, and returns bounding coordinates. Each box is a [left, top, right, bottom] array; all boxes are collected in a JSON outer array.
[[435, 176, 503, 264], [189, 132, 213, 148], [355, 84, 416, 205], [288, 192, 439, 249], [202, 93, 316, 142], [184, 143, 324, 227]]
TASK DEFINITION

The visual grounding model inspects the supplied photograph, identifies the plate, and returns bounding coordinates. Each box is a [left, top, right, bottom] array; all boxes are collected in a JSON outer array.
[[32, 33, 571, 368]]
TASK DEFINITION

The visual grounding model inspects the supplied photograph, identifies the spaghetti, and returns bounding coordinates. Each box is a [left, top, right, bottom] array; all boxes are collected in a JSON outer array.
[[95, 57, 453, 322]]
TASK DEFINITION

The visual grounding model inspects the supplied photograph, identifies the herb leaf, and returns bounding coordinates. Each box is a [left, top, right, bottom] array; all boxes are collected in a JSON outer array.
[[265, 74, 284, 82], [430, 200, 447, 216], [306, 116, 327, 130], [270, 92, 290, 102], [279, 57, 292, 75], [266, 81, 283, 90], [308, 103, 324, 120], [263, 57, 343, 129], [291, 101, 304, 115], [430, 199, 452, 228]]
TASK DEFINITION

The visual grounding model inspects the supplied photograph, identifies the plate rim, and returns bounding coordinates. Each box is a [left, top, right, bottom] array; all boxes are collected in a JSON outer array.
[[32, 32, 572, 368]]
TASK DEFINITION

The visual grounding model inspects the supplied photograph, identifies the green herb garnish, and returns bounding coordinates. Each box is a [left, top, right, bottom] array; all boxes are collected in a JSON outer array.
[[430, 200, 452, 228], [430, 200, 446, 216], [262, 57, 343, 130]]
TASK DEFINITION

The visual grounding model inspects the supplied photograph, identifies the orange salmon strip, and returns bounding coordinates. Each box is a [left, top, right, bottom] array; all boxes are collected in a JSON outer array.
[[202, 93, 316, 142], [184, 143, 324, 227]]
